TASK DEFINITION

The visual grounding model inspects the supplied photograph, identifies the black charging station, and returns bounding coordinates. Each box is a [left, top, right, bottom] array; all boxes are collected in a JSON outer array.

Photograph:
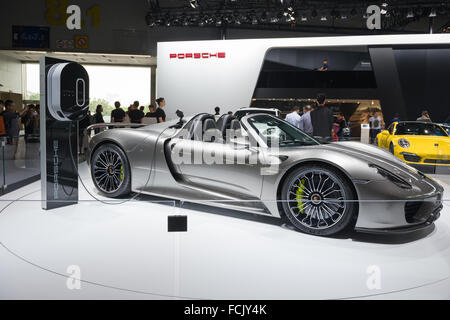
[[40, 57, 89, 210]]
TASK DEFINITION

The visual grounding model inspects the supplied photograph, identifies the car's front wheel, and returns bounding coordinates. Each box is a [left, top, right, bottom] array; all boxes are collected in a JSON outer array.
[[281, 164, 357, 236], [91, 143, 131, 197]]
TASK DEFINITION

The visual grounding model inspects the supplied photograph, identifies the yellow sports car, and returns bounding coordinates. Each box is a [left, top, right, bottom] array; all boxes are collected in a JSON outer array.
[[375, 121, 450, 171]]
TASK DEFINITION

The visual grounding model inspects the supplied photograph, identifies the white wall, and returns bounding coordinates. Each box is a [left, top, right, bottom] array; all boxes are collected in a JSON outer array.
[[157, 34, 450, 120], [0, 54, 22, 94]]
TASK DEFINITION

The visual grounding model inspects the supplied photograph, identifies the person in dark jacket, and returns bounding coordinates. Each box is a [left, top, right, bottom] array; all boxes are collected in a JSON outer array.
[[111, 101, 125, 123], [310, 93, 334, 141], [94, 105, 104, 134]]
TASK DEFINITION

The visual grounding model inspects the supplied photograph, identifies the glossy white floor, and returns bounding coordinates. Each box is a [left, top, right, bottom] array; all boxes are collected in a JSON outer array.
[[0, 163, 449, 300]]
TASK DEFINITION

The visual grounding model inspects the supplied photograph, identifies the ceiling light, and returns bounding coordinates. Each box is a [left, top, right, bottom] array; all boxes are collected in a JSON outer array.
[[301, 15, 307, 21], [189, 0, 199, 9], [320, 15, 327, 21], [407, 9, 414, 18]]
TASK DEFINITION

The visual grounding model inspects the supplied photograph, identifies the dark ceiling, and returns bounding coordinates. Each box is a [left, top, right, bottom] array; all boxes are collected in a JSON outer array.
[[145, 0, 450, 34]]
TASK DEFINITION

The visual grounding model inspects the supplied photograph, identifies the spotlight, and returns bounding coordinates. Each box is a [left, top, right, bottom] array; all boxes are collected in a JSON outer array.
[[320, 15, 327, 21], [260, 11, 269, 23], [145, 14, 156, 27], [301, 15, 307, 22], [270, 15, 279, 23], [406, 9, 414, 18], [189, 0, 199, 9]]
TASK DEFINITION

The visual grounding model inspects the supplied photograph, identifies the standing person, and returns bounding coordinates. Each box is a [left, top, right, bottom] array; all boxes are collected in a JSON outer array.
[[333, 112, 347, 141], [21, 104, 38, 142], [154, 97, 166, 123], [2, 100, 28, 144], [284, 106, 301, 128], [140, 106, 145, 113], [416, 110, 432, 122], [129, 103, 145, 124], [391, 113, 401, 125], [318, 59, 329, 71], [111, 101, 125, 123], [145, 104, 156, 117], [214, 106, 221, 120], [298, 105, 313, 135], [310, 94, 334, 141], [78, 109, 91, 154], [94, 105, 104, 134], [369, 111, 383, 144]]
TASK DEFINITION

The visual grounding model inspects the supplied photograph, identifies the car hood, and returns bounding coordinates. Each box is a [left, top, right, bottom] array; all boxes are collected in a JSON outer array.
[[325, 141, 421, 174], [281, 141, 423, 181]]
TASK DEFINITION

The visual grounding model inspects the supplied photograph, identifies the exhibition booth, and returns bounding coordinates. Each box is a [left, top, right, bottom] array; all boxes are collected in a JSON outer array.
[[1, 34, 450, 299]]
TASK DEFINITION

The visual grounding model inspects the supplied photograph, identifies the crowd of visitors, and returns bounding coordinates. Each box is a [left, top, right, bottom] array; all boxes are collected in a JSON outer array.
[[285, 94, 346, 142], [0, 100, 40, 144], [91, 97, 167, 128]]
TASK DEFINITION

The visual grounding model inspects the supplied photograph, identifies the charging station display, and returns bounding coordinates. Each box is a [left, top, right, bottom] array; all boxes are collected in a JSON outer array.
[[40, 57, 89, 210]]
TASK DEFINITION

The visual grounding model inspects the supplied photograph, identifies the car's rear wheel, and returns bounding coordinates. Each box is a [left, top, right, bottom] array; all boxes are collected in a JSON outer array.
[[281, 164, 357, 236], [91, 143, 131, 197]]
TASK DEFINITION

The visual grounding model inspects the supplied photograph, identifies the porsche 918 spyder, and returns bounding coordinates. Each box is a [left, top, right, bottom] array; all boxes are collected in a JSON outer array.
[[87, 113, 443, 236]]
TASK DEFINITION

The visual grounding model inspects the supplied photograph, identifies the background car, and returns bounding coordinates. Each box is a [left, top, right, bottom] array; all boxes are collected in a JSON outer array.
[[88, 114, 443, 237], [375, 121, 450, 172]]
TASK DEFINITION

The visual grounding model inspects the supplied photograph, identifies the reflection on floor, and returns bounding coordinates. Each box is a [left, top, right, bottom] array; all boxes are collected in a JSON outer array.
[[0, 136, 40, 192], [0, 163, 449, 299]]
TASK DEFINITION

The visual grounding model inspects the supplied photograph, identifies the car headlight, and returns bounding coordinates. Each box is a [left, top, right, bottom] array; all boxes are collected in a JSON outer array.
[[369, 164, 412, 189], [398, 138, 410, 149]]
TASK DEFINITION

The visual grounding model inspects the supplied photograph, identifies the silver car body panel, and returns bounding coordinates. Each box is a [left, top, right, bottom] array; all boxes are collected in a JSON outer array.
[[88, 114, 443, 231]]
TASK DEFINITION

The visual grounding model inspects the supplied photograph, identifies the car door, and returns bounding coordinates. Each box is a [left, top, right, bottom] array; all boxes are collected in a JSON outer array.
[[168, 130, 264, 199]]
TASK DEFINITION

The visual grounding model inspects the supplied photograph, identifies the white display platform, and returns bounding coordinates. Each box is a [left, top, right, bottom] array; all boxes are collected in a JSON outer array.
[[0, 163, 449, 299]]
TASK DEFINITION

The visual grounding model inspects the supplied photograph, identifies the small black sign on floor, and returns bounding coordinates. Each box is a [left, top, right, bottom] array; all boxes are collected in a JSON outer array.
[[168, 215, 188, 232]]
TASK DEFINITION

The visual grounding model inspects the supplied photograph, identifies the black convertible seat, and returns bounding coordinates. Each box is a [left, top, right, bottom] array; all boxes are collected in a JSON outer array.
[[203, 118, 217, 132], [216, 114, 237, 139], [203, 118, 223, 143], [190, 113, 215, 140], [229, 119, 242, 139]]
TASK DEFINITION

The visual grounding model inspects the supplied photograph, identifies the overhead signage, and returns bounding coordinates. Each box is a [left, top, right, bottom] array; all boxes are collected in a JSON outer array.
[[12, 26, 50, 49], [169, 52, 226, 59]]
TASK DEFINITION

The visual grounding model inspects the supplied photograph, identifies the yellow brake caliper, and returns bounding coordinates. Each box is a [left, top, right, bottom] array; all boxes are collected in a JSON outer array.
[[120, 164, 124, 181], [296, 179, 306, 214]]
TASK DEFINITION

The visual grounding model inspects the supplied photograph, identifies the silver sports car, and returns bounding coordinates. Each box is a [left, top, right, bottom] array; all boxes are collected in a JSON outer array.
[[87, 113, 443, 236]]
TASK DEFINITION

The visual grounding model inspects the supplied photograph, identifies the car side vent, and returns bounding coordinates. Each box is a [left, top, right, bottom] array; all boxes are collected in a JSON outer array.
[[404, 201, 423, 223]]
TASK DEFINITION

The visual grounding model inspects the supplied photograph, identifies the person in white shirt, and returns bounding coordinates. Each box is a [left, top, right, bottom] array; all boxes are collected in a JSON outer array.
[[284, 106, 302, 128], [369, 111, 383, 144], [299, 105, 313, 135]]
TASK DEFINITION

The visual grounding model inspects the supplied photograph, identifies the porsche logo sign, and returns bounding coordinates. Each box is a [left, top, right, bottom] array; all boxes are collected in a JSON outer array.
[[169, 52, 226, 59]]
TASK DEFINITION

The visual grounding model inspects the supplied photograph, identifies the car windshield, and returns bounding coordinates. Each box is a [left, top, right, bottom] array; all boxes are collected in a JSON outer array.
[[247, 114, 320, 147], [395, 122, 448, 136]]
